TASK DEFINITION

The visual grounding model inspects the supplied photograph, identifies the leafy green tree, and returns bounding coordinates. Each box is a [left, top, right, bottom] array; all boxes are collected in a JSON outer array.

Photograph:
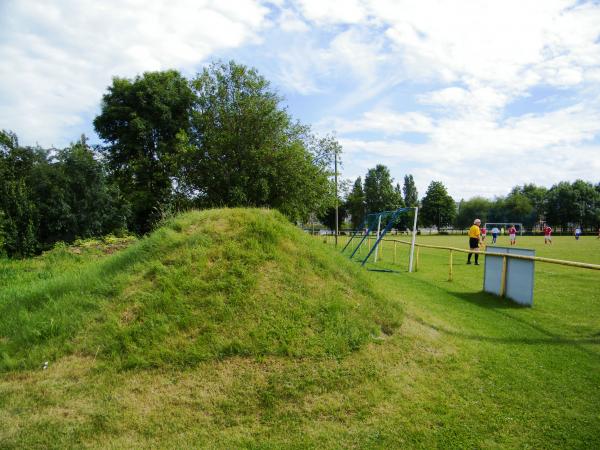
[[94, 70, 194, 233], [403, 174, 419, 207], [504, 190, 533, 224], [545, 182, 576, 229], [318, 204, 348, 231], [0, 131, 42, 256], [394, 183, 406, 208], [420, 181, 456, 228], [346, 177, 365, 229], [364, 165, 401, 213], [454, 197, 493, 229], [182, 60, 334, 221]]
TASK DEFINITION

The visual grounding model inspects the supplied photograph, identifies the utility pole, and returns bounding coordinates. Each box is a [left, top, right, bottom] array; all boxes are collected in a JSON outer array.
[[334, 147, 338, 247]]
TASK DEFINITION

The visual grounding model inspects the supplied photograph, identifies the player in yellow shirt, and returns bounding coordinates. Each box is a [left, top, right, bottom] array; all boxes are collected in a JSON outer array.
[[467, 218, 482, 265]]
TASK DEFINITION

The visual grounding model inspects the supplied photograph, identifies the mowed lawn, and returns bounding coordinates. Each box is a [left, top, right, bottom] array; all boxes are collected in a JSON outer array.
[[329, 233, 600, 447], [0, 230, 599, 448]]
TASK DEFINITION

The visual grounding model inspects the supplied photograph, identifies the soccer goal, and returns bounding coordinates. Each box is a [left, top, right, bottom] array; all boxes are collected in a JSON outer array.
[[341, 207, 419, 272], [484, 223, 524, 235]]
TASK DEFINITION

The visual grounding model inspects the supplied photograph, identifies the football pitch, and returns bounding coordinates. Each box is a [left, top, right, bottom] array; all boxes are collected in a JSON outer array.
[[324, 233, 600, 447]]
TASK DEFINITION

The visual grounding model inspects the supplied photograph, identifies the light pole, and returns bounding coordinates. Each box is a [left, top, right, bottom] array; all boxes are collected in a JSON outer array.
[[334, 147, 338, 247]]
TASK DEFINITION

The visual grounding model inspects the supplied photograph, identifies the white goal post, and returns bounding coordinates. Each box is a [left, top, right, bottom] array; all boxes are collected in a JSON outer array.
[[484, 223, 524, 235]]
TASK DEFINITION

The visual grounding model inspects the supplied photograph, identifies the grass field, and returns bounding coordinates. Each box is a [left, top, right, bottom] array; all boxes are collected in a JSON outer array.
[[1, 213, 599, 448]]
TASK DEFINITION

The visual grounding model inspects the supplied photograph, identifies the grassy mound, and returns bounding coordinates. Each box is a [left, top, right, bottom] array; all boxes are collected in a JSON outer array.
[[0, 208, 401, 370]]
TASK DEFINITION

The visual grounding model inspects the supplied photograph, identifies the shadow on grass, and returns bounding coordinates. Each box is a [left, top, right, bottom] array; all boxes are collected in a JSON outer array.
[[401, 277, 600, 360], [451, 291, 528, 310]]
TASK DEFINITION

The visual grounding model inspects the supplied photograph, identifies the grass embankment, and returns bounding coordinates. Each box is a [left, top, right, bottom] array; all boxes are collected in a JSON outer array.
[[1, 217, 599, 448], [0, 209, 399, 372]]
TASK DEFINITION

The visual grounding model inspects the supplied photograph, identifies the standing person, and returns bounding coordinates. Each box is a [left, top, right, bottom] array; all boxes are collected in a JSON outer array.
[[575, 226, 582, 240], [467, 219, 482, 265], [508, 224, 517, 245], [481, 226, 487, 242], [544, 224, 553, 244], [491, 226, 500, 244]]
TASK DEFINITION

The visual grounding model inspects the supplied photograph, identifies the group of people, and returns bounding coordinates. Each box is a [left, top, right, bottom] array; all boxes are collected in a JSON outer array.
[[467, 220, 593, 265], [467, 220, 516, 264]]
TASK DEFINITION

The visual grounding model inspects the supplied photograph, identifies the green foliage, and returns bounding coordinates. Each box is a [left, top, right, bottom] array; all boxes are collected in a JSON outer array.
[[346, 177, 366, 229], [420, 180, 456, 228], [94, 70, 194, 233], [93, 62, 336, 227], [402, 174, 419, 207], [0, 130, 42, 256], [364, 164, 402, 214], [318, 204, 348, 230], [0, 208, 401, 371], [455, 196, 493, 228], [0, 131, 129, 256], [545, 180, 599, 229], [181, 61, 335, 221]]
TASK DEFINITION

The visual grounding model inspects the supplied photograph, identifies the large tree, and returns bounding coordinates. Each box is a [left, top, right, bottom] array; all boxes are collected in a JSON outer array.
[[345, 177, 366, 229], [545, 180, 600, 229], [363, 164, 402, 213], [94, 70, 194, 233], [403, 174, 419, 207], [454, 197, 493, 229], [34, 137, 129, 244], [420, 181, 456, 228], [181, 60, 335, 221], [0, 131, 43, 256]]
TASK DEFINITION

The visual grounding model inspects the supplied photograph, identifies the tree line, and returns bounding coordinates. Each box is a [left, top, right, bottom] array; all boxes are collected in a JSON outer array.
[[1, 61, 338, 256], [2, 60, 598, 256], [321, 165, 600, 233]]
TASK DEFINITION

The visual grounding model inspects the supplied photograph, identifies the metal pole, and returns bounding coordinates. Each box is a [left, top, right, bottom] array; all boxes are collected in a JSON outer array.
[[374, 215, 382, 262], [408, 207, 419, 272], [334, 149, 338, 247], [394, 241, 397, 265], [448, 250, 453, 281]]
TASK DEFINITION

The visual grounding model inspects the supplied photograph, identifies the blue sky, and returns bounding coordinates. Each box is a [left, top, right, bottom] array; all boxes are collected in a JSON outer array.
[[1, 0, 600, 199]]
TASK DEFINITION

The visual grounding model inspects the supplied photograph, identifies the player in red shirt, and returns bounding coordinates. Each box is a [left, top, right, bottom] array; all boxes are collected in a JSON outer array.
[[481, 226, 487, 242], [544, 225, 552, 244], [508, 225, 517, 245]]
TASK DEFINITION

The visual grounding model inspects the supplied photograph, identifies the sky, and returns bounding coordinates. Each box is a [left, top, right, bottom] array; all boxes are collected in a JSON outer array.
[[1, 0, 600, 200]]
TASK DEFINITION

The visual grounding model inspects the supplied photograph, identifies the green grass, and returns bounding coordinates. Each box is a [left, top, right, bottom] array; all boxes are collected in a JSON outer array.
[[1, 215, 599, 449], [0, 209, 399, 372]]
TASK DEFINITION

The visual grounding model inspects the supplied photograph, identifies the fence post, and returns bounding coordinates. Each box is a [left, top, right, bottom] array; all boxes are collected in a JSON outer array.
[[415, 246, 420, 272], [448, 250, 453, 281], [500, 256, 507, 297]]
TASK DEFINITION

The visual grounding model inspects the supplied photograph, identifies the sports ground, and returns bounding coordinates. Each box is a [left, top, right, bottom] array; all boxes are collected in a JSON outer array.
[[1, 210, 599, 448]]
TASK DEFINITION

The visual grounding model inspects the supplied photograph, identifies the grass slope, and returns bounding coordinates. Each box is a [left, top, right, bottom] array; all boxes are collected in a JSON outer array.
[[0, 208, 401, 371], [1, 226, 599, 448]]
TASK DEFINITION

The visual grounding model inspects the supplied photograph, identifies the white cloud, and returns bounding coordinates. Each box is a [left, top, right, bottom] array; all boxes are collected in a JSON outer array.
[[337, 101, 600, 198], [0, 0, 270, 145], [322, 109, 433, 135], [2, 0, 600, 199], [277, 8, 310, 32], [296, 0, 368, 25]]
